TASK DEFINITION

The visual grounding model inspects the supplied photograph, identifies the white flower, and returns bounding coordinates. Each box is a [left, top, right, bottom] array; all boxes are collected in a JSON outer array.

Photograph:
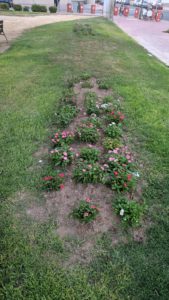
[[38, 159, 43, 163], [120, 209, 125, 216], [132, 172, 140, 177]]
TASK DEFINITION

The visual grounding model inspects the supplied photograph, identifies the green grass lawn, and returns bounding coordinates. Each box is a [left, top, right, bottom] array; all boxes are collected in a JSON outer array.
[[0, 18, 169, 299]]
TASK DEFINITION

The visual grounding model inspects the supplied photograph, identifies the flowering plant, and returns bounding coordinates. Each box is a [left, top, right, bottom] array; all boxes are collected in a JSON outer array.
[[84, 92, 100, 116], [105, 122, 122, 138], [114, 197, 144, 227], [105, 111, 125, 124], [41, 173, 65, 191], [79, 147, 100, 162], [73, 162, 103, 183], [103, 137, 122, 150], [72, 199, 99, 223], [50, 147, 74, 167], [103, 169, 136, 192], [105, 147, 135, 172], [103, 147, 137, 192], [51, 131, 74, 147], [76, 124, 99, 144]]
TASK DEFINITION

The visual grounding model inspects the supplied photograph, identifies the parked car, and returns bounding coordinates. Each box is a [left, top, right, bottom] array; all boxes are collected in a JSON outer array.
[[0, 0, 13, 7]]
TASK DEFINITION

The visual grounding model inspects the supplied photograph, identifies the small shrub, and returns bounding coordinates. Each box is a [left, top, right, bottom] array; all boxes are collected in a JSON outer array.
[[73, 23, 94, 35], [23, 6, 29, 12], [80, 72, 91, 80], [84, 116, 103, 128], [97, 79, 110, 90], [31, 4, 47, 12], [65, 76, 79, 88], [72, 200, 99, 223], [103, 95, 121, 110], [105, 122, 122, 138], [73, 162, 103, 183], [79, 147, 100, 162], [114, 197, 144, 227], [103, 137, 122, 150], [60, 88, 76, 105], [54, 105, 77, 128], [103, 169, 136, 192], [76, 125, 99, 144], [49, 6, 57, 13], [81, 81, 93, 88], [13, 4, 22, 11], [100, 102, 113, 112], [50, 147, 74, 167], [41, 173, 65, 191], [105, 111, 125, 124], [85, 92, 99, 116], [51, 131, 74, 147], [0, 3, 9, 10], [104, 147, 136, 172]]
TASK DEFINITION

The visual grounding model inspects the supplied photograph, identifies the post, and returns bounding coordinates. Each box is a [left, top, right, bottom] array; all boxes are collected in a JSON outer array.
[[104, 0, 114, 19]]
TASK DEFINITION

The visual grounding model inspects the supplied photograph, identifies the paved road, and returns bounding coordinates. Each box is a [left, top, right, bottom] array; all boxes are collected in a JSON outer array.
[[114, 16, 169, 66]]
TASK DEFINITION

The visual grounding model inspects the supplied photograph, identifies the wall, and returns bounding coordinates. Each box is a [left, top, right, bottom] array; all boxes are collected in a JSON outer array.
[[13, 0, 55, 6]]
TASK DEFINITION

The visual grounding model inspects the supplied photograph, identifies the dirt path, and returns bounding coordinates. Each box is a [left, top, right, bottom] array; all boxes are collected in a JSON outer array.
[[0, 14, 94, 53]]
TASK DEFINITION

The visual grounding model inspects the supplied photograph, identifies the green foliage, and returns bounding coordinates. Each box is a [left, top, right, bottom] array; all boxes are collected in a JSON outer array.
[[13, 4, 22, 11], [51, 131, 74, 147], [97, 79, 110, 90], [31, 4, 47, 12], [81, 81, 93, 88], [49, 6, 57, 13], [84, 92, 99, 116], [72, 200, 99, 223], [50, 147, 74, 167], [80, 72, 91, 80], [86, 116, 103, 128], [76, 124, 99, 144], [41, 173, 64, 191], [105, 111, 125, 124], [23, 6, 29, 11], [60, 88, 76, 105], [103, 95, 122, 110], [73, 162, 103, 183], [0, 3, 9, 10], [103, 169, 136, 192], [105, 122, 122, 138], [73, 23, 94, 35], [114, 197, 145, 227], [103, 137, 122, 150], [79, 147, 100, 162], [54, 104, 77, 128]]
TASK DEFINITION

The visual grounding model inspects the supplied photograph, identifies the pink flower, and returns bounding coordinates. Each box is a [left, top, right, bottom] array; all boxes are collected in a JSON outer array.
[[86, 198, 91, 202], [63, 157, 68, 160], [60, 184, 64, 189], [76, 153, 79, 157], [126, 155, 131, 160], [84, 212, 89, 217], [82, 169, 86, 172], [104, 164, 109, 168], [114, 171, 118, 176], [113, 149, 119, 154], [63, 152, 67, 156], [43, 176, 53, 181], [59, 173, 64, 178], [88, 164, 92, 169], [91, 205, 97, 209], [109, 157, 115, 161]]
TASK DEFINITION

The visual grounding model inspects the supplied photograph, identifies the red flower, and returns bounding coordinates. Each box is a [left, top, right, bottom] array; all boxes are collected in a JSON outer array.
[[110, 111, 114, 115], [123, 183, 127, 188], [127, 174, 132, 181], [60, 184, 64, 189], [114, 171, 118, 176], [91, 205, 97, 209], [59, 173, 64, 178], [120, 115, 125, 121], [43, 176, 53, 181]]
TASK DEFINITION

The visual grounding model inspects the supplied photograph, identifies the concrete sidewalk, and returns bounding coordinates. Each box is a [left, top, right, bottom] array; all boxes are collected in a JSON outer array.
[[114, 16, 169, 66]]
